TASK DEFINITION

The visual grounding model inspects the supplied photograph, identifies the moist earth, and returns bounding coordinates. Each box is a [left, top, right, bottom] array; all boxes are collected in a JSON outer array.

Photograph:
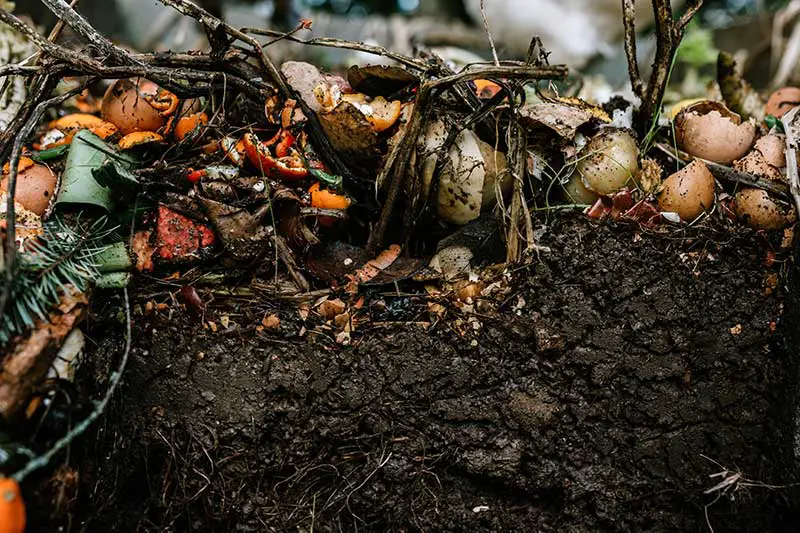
[[31, 213, 800, 532]]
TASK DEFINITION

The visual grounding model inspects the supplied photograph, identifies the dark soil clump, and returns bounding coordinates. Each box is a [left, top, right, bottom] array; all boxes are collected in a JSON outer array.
[[40, 214, 800, 532]]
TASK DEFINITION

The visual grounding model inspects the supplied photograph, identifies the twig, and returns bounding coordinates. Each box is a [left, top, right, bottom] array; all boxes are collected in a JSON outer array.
[[45, 0, 80, 44], [240, 28, 429, 71], [624, 0, 704, 133], [478, 0, 500, 67], [11, 287, 132, 482], [622, 0, 643, 98], [274, 235, 310, 292], [39, 0, 138, 66]]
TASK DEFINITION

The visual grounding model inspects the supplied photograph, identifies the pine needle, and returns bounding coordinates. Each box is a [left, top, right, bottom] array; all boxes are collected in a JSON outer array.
[[0, 216, 112, 344]]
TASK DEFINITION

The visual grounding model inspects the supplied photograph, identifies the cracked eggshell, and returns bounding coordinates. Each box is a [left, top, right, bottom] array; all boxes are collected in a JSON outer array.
[[657, 159, 715, 222], [576, 128, 639, 195], [474, 135, 510, 210], [437, 130, 486, 225], [733, 134, 786, 181], [734, 188, 796, 230], [675, 101, 756, 164]]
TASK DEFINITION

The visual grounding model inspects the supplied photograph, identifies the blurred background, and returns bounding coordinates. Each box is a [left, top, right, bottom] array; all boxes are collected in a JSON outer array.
[[9, 0, 800, 91]]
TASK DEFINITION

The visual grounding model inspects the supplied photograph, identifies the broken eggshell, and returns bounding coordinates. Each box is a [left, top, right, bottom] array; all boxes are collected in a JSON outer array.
[[734, 188, 796, 230], [573, 128, 639, 195], [657, 159, 716, 222], [733, 133, 786, 181], [674, 101, 756, 164]]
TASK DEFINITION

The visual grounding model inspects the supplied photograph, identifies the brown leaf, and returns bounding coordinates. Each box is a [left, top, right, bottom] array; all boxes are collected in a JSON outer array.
[[261, 314, 281, 330]]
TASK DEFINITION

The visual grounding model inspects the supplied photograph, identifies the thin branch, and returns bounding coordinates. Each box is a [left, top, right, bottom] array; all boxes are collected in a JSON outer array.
[[478, 0, 500, 67], [675, 0, 704, 33], [622, 0, 644, 99], [240, 28, 430, 71], [39, 0, 138, 66]]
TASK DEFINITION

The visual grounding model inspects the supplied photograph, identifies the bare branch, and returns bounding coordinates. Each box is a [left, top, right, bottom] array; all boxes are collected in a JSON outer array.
[[622, 0, 644, 99]]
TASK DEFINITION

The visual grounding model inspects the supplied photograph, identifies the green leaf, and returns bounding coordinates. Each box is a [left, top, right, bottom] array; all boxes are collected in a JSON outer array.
[[55, 130, 139, 212], [30, 145, 69, 162], [765, 115, 786, 133], [310, 168, 343, 190]]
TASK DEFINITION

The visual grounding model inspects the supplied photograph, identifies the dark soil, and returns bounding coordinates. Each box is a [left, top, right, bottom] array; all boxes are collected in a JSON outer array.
[[31, 213, 800, 532]]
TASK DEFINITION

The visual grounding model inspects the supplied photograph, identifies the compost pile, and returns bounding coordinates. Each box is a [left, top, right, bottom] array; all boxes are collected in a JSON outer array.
[[1, 0, 800, 531]]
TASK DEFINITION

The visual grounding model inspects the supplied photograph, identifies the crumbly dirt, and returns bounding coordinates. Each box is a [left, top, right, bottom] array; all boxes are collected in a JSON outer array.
[[30, 213, 800, 532]]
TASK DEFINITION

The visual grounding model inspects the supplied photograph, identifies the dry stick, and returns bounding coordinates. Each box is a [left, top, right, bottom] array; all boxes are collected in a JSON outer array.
[[638, 0, 704, 133], [506, 121, 529, 263], [366, 65, 567, 253], [478, 0, 500, 67], [44, 0, 80, 44], [240, 28, 429, 71], [157, 0, 288, 95], [39, 0, 139, 66], [622, 0, 644, 99]]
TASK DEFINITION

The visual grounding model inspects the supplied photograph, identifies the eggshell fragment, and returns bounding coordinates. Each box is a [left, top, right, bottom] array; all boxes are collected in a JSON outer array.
[[764, 87, 800, 118], [675, 101, 756, 164], [0, 157, 57, 216], [733, 134, 786, 181], [576, 128, 639, 195], [734, 188, 796, 230], [657, 160, 715, 222]]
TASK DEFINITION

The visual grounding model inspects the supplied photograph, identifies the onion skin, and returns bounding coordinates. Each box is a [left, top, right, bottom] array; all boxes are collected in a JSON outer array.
[[577, 129, 639, 195]]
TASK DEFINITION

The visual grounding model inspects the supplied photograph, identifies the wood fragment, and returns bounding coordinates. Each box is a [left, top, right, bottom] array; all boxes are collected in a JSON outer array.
[[0, 288, 88, 422]]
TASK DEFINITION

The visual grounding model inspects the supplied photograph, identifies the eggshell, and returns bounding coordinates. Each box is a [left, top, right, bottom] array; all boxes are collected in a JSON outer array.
[[753, 134, 787, 168], [101, 78, 166, 135], [675, 102, 756, 164], [0, 158, 57, 216], [577, 129, 639, 195], [657, 160, 715, 222], [734, 188, 796, 230]]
